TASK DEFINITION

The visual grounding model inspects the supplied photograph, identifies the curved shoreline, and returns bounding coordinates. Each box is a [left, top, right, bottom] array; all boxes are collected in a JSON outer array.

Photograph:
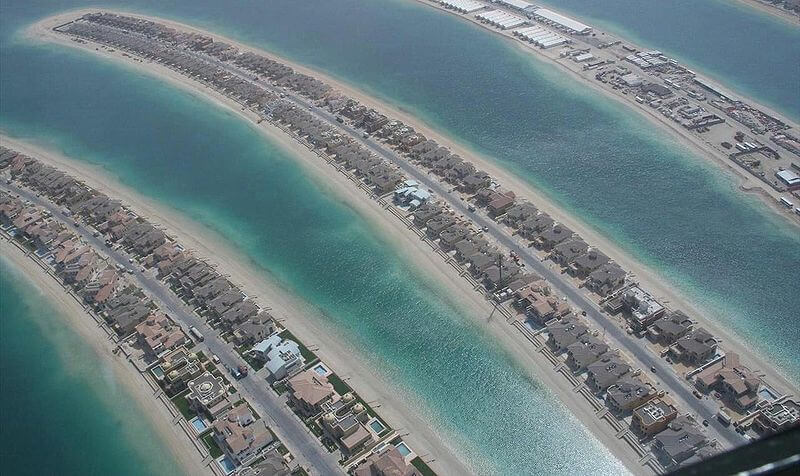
[[11, 8, 798, 473], [0, 243, 210, 476], [25, 9, 799, 395], [409, 0, 800, 228]]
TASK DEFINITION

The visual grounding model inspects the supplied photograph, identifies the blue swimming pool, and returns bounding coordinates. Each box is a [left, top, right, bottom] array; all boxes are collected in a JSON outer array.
[[395, 442, 411, 457], [190, 417, 208, 433], [218, 455, 236, 474], [313, 363, 328, 376], [369, 419, 386, 433]]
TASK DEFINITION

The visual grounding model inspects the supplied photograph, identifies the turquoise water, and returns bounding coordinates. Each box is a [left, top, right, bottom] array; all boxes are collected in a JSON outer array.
[[0, 256, 185, 476], [538, 0, 800, 122], [1, 0, 800, 474]]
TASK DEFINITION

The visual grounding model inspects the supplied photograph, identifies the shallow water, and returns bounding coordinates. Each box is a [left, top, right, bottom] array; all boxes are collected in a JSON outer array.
[[1, 0, 799, 474]]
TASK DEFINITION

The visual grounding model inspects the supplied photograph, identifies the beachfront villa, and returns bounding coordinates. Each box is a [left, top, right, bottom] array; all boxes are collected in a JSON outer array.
[[606, 377, 656, 414], [631, 398, 678, 437], [621, 286, 666, 331], [670, 327, 718, 366], [187, 371, 232, 417], [319, 393, 375, 457], [287, 369, 339, 418], [646, 311, 693, 345], [694, 352, 760, 412], [251, 334, 304, 380], [213, 404, 273, 466], [354, 444, 420, 476], [134, 312, 187, 357], [651, 416, 716, 469], [751, 399, 800, 436]]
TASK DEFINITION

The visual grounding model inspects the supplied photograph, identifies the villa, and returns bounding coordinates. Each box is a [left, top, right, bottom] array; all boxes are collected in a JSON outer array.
[[547, 318, 589, 351], [252, 334, 304, 380], [652, 416, 714, 468], [232, 314, 276, 346], [585, 263, 627, 296], [606, 377, 656, 414], [213, 404, 273, 466], [631, 398, 678, 437], [187, 371, 232, 417], [587, 353, 631, 393], [503, 202, 538, 228], [694, 352, 760, 412], [752, 399, 800, 436], [287, 369, 340, 418], [647, 311, 693, 345], [568, 249, 610, 277], [566, 334, 610, 372], [670, 327, 718, 366], [134, 312, 187, 357], [551, 238, 589, 265], [621, 286, 666, 331], [354, 445, 420, 476], [320, 393, 375, 457]]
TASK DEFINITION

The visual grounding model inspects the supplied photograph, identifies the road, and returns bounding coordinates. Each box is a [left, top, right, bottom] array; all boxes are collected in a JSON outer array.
[[189, 53, 747, 449], [1, 181, 343, 475]]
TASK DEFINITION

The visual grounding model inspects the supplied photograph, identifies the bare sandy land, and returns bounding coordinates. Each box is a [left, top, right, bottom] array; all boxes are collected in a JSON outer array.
[[11, 8, 796, 473], [732, 0, 800, 24], [0, 240, 212, 476], [27, 9, 799, 397]]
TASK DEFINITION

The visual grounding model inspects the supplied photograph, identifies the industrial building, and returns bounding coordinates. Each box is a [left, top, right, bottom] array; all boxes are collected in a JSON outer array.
[[497, 0, 534, 11], [475, 9, 528, 29], [438, 0, 486, 14], [513, 26, 569, 48], [529, 8, 592, 35]]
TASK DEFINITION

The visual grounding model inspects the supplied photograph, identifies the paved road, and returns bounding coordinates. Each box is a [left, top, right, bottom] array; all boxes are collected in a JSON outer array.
[[189, 52, 748, 448], [2, 181, 343, 475]]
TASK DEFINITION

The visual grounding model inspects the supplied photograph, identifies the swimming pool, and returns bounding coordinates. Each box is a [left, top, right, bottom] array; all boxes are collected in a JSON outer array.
[[369, 419, 386, 434], [151, 365, 165, 380], [395, 442, 411, 457], [313, 363, 329, 376], [217, 455, 236, 474], [190, 416, 208, 433], [758, 386, 779, 402]]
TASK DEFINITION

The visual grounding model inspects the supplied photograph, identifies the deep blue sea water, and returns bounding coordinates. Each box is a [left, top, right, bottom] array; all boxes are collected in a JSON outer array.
[[1, 0, 799, 474], [0, 257, 185, 476]]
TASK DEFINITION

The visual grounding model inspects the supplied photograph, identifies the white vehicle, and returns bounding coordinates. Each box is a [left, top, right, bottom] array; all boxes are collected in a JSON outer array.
[[189, 326, 204, 342]]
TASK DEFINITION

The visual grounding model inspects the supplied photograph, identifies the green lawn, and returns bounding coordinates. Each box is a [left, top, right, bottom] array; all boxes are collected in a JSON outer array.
[[273, 381, 288, 395], [202, 433, 223, 458], [291, 468, 309, 476], [327, 373, 350, 396], [411, 457, 437, 476], [170, 392, 196, 419]]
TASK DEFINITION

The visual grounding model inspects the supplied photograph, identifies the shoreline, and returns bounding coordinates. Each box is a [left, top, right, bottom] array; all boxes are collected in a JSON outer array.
[[0, 135, 638, 474], [731, 0, 800, 24], [0, 240, 210, 476], [10, 8, 797, 472], [25, 9, 800, 396], [409, 0, 800, 226]]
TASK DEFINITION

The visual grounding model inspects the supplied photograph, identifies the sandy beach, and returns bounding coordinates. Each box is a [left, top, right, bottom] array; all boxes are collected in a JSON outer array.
[[10, 8, 798, 473], [410, 0, 800, 227], [0, 240, 212, 476], [29, 9, 799, 394], [733, 0, 800, 24]]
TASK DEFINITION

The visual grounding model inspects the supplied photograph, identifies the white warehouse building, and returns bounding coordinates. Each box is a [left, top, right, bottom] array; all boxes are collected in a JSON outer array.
[[438, 0, 486, 14], [476, 9, 528, 30], [529, 8, 593, 35]]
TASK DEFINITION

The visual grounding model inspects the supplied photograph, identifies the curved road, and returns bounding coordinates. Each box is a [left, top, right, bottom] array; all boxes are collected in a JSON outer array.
[[1, 181, 343, 475]]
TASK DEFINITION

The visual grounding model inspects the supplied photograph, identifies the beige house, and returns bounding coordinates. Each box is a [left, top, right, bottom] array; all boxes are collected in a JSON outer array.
[[287, 369, 340, 418]]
